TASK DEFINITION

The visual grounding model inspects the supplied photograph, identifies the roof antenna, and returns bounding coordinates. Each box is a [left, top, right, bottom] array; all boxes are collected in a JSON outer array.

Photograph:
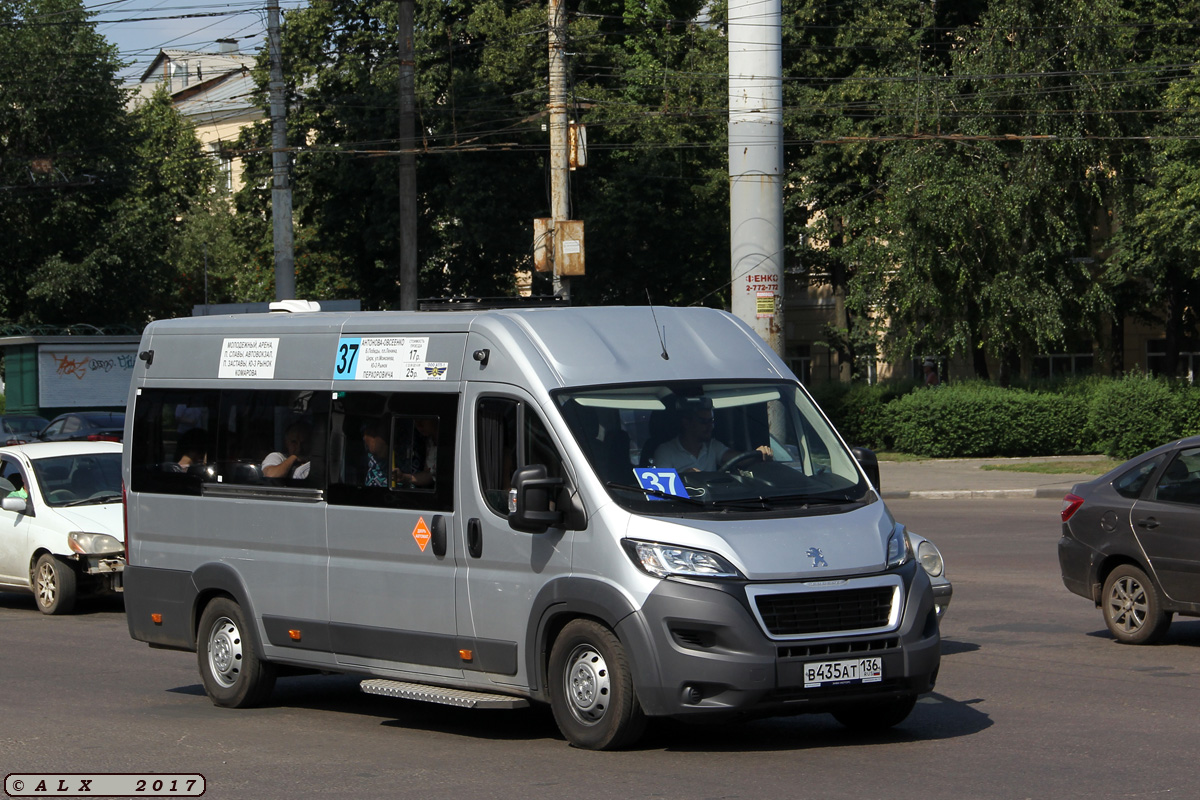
[[646, 289, 669, 360]]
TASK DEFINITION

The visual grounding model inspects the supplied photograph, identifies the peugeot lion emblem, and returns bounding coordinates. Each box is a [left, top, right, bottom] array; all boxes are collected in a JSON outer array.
[[807, 547, 828, 568]]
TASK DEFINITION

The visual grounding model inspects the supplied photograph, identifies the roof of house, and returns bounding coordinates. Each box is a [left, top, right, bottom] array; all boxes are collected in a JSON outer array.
[[135, 48, 262, 126]]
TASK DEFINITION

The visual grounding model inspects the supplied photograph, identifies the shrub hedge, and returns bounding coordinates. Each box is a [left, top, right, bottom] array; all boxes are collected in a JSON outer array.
[[810, 374, 1200, 460]]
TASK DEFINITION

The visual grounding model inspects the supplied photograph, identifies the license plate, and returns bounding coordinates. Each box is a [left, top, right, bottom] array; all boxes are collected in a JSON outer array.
[[803, 657, 883, 688]]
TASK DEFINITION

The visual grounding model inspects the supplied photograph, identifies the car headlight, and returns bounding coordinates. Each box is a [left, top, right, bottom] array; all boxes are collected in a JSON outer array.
[[624, 540, 741, 579], [68, 532, 123, 556], [917, 539, 944, 577], [886, 527, 912, 569]]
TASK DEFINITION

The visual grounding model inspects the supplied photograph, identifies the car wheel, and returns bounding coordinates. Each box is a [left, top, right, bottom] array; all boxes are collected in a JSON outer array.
[[196, 597, 277, 707], [1102, 564, 1171, 645], [832, 694, 918, 732], [548, 619, 646, 750], [33, 553, 77, 615]]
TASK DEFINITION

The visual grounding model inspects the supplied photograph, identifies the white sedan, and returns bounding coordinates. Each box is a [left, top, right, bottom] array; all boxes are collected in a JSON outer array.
[[0, 441, 124, 614]]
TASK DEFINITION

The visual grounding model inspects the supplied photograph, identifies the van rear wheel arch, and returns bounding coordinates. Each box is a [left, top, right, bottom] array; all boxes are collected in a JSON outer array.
[[189, 563, 259, 646]]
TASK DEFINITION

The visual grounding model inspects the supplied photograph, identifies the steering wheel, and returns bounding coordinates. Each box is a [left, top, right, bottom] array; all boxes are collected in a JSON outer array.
[[718, 451, 764, 473]]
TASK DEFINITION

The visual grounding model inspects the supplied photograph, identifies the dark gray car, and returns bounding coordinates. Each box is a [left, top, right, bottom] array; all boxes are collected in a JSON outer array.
[[1059, 436, 1200, 644], [37, 411, 125, 443]]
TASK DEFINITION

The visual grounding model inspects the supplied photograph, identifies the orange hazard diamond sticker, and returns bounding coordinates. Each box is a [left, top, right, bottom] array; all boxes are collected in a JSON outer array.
[[412, 517, 431, 552]]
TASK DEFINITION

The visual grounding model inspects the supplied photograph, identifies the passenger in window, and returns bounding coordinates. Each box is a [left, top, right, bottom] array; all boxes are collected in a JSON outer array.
[[262, 421, 312, 480], [166, 428, 208, 473], [361, 420, 396, 487], [653, 398, 771, 472], [397, 418, 438, 487]]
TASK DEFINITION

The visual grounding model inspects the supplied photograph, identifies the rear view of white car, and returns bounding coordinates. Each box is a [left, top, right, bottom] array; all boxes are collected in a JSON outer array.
[[0, 441, 125, 614]]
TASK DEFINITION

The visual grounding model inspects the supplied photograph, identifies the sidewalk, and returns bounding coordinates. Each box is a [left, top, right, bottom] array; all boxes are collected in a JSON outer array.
[[877, 455, 1103, 500]]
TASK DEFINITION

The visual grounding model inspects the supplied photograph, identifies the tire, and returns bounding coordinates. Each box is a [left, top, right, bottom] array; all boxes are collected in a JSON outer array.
[[832, 694, 918, 732], [548, 619, 646, 750], [1102, 564, 1171, 645], [33, 553, 77, 615], [196, 597, 277, 708]]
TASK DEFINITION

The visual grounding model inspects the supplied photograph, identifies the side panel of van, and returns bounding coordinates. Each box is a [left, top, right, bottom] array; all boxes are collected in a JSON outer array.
[[325, 388, 463, 679], [458, 382, 574, 689]]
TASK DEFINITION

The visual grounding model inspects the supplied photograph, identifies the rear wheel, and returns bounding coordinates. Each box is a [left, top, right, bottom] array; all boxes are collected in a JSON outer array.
[[197, 597, 277, 707], [1102, 564, 1171, 645], [33, 553, 77, 615], [832, 694, 918, 732], [548, 619, 646, 750]]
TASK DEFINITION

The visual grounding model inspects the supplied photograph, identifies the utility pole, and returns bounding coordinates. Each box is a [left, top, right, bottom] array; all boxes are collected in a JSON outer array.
[[547, 0, 570, 299], [267, 0, 295, 300], [398, 0, 417, 310], [728, 0, 784, 356]]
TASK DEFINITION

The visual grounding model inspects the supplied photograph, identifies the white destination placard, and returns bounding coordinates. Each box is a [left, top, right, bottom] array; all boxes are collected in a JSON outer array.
[[218, 338, 279, 379]]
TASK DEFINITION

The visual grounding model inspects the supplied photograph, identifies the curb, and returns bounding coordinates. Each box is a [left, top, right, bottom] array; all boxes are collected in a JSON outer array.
[[882, 487, 1068, 500]]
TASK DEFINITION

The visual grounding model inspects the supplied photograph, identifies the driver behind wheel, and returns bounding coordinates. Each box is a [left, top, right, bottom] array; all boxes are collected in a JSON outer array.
[[651, 397, 771, 472]]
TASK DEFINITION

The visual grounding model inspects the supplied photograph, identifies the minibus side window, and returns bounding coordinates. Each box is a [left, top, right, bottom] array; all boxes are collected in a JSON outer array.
[[216, 390, 329, 487], [327, 391, 456, 511], [477, 397, 565, 516], [130, 389, 220, 495]]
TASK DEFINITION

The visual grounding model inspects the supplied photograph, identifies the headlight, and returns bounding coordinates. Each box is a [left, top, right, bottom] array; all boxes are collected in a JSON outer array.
[[917, 539, 944, 578], [624, 540, 741, 579], [886, 527, 912, 569], [68, 532, 123, 555]]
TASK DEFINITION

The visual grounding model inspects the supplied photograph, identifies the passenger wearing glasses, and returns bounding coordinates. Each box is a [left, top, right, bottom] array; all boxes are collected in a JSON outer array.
[[652, 398, 771, 472]]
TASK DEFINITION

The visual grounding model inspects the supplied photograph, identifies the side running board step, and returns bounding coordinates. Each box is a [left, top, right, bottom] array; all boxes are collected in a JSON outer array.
[[360, 679, 530, 709]]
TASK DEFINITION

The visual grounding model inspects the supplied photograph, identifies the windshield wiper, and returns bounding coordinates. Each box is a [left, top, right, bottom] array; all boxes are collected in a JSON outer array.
[[62, 494, 122, 507], [605, 481, 705, 506]]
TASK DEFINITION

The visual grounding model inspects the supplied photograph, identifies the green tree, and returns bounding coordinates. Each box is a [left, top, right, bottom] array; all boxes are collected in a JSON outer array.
[[232, 0, 731, 307], [1108, 63, 1200, 377], [1, 0, 223, 326], [841, 0, 1148, 379], [0, 0, 130, 325]]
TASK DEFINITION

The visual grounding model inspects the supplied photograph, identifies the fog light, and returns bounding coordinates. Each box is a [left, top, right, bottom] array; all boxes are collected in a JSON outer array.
[[682, 685, 703, 705]]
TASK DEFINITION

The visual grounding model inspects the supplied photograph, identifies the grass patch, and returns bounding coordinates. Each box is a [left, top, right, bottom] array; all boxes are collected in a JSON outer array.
[[873, 451, 930, 463], [980, 459, 1120, 475]]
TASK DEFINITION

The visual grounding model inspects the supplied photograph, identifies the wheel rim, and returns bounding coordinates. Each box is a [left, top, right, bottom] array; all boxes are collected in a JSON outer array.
[[206, 616, 244, 689], [1107, 575, 1148, 634], [563, 643, 611, 726], [36, 561, 57, 608]]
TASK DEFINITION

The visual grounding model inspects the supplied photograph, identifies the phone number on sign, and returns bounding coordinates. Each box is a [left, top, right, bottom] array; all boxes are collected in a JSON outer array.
[[4, 774, 206, 797]]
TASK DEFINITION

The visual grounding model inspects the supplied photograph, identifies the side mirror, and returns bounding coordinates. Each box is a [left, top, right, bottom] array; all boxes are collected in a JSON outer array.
[[508, 464, 565, 533], [2, 496, 28, 514], [851, 446, 880, 491]]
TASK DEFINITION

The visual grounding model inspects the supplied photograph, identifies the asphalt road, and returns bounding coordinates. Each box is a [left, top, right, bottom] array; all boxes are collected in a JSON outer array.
[[4, 497, 1199, 800]]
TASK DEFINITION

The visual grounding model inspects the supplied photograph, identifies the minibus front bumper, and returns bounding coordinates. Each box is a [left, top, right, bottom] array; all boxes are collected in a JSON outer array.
[[615, 561, 941, 719]]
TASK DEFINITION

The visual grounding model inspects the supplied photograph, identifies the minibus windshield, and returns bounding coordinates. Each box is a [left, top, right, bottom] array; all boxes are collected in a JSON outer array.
[[555, 381, 869, 514]]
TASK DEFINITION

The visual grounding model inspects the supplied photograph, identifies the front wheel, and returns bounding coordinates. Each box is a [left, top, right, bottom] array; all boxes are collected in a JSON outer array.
[[832, 694, 918, 732], [548, 619, 646, 750], [33, 553, 77, 615], [1102, 564, 1171, 645], [196, 597, 277, 707]]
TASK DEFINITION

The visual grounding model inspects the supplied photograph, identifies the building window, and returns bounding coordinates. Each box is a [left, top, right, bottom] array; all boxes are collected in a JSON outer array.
[[1032, 353, 1094, 379], [1146, 340, 1200, 383], [786, 344, 812, 385], [209, 143, 233, 193]]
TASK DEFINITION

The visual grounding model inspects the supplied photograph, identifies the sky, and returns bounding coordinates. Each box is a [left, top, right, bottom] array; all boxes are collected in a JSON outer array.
[[84, 0, 306, 84]]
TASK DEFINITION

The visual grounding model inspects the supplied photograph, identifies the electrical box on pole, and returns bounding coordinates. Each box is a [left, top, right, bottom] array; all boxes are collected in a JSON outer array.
[[533, 218, 552, 272], [554, 220, 585, 276]]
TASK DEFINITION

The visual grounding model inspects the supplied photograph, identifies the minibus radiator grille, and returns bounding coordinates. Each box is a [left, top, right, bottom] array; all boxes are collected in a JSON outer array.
[[754, 587, 894, 636]]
